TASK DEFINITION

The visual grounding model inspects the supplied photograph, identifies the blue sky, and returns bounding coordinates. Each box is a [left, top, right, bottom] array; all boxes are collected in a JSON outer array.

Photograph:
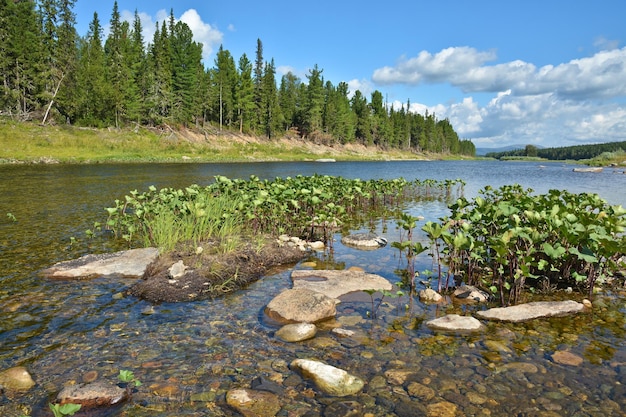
[[73, 0, 626, 149]]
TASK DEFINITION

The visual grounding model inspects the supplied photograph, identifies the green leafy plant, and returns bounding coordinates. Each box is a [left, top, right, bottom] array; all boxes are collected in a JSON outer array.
[[6, 212, 17, 222], [426, 184, 626, 305], [104, 175, 465, 251], [49, 403, 81, 417], [119, 369, 142, 399]]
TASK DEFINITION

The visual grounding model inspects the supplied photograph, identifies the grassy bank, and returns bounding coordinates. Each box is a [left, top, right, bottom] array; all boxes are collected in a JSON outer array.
[[0, 119, 451, 163]]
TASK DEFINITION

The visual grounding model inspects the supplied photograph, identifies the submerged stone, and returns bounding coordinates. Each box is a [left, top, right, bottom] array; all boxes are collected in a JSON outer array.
[[290, 359, 364, 397], [56, 381, 128, 407], [0, 366, 36, 391]]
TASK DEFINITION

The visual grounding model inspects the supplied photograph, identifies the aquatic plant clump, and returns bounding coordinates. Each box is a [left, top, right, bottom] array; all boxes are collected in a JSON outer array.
[[104, 175, 465, 251], [426, 184, 626, 305]]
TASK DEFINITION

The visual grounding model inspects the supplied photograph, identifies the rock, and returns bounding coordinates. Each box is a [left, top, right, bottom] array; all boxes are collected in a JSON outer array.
[[290, 359, 364, 397], [500, 362, 539, 373], [474, 300, 586, 322], [332, 328, 355, 338], [551, 350, 584, 366], [265, 288, 337, 324], [291, 269, 392, 299], [308, 241, 325, 250], [407, 381, 435, 400], [168, 260, 187, 278], [426, 314, 484, 332], [453, 285, 490, 303], [42, 247, 159, 279], [419, 288, 443, 303], [56, 381, 128, 407], [275, 322, 317, 342], [0, 366, 35, 391], [341, 232, 387, 250], [226, 388, 281, 417], [426, 401, 458, 417]]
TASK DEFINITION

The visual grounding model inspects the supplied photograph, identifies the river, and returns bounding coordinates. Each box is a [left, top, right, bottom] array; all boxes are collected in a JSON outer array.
[[1, 160, 625, 416]]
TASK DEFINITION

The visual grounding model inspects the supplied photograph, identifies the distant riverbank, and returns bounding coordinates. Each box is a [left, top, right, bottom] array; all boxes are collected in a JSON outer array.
[[0, 119, 469, 164]]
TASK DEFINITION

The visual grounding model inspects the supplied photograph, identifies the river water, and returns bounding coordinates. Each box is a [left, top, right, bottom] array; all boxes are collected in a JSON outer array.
[[1, 160, 625, 416]]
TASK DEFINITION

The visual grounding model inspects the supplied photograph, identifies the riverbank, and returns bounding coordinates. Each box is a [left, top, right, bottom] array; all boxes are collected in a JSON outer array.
[[0, 119, 464, 164]]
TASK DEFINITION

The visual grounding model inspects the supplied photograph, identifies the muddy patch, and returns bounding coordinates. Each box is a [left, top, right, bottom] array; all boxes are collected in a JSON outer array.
[[127, 240, 307, 303]]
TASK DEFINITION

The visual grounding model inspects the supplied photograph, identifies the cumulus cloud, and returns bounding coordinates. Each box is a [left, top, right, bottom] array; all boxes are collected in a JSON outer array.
[[120, 8, 222, 62], [179, 9, 223, 61], [375, 46, 626, 148], [373, 46, 626, 100]]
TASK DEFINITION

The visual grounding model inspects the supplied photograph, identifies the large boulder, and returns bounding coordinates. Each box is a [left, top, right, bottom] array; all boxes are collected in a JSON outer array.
[[0, 366, 36, 391], [265, 288, 337, 324], [56, 381, 128, 407], [290, 359, 364, 397], [291, 269, 392, 299], [474, 300, 586, 322], [42, 248, 159, 279]]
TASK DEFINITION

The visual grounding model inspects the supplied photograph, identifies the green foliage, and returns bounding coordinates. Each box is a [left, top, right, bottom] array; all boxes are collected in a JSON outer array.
[[487, 141, 626, 161], [105, 175, 465, 249], [119, 369, 142, 387], [49, 403, 81, 417], [0, 3, 470, 156], [428, 184, 626, 305]]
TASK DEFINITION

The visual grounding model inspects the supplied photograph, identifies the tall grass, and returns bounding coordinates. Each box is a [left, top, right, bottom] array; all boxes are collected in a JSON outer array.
[[141, 194, 244, 253]]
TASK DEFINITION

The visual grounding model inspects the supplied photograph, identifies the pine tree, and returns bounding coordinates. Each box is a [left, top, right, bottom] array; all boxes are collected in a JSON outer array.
[[236, 53, 255, 133], [260, 59, 281, 139], [75, 12, 109, 125], [170, 20, 202, 125], [303, 64, 324, 137]]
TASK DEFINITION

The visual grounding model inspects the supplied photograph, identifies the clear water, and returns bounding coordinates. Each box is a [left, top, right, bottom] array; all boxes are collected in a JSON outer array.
[[1, 161, 625, 416]]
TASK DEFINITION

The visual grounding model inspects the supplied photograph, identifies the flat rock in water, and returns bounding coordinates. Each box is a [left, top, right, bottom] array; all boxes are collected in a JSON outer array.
[[291, 269, 392, 299], [426, 314, 484, 332], [56, 381, 128, 407], [474, 300, 586, 322], [340, 233, 387, 250], [42, 248, 159, 279]]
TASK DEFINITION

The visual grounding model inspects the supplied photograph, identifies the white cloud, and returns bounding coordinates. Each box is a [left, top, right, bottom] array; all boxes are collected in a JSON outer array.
[[347, 78, 374, 98], [120, 8, 223, 62], [375, 46, 626, 148], [373, 46, 626, 100], [179, 9, 223, 61]]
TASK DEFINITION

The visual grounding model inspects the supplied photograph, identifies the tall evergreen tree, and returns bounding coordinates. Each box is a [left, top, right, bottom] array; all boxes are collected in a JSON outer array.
[[75, 12, 108, 125], [252, 38, 264, 131], [170, 20, 202, 125], [303, 64, 324, 137], [236, 53, 255, 133], [259, 59, 281, 139]]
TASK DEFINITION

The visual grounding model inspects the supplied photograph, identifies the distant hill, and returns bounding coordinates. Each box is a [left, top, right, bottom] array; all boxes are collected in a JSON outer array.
[[475, 144, 529, 156]]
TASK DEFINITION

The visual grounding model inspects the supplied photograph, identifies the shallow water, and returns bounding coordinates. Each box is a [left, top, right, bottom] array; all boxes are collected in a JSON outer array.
[[1, 161, 625, 416]]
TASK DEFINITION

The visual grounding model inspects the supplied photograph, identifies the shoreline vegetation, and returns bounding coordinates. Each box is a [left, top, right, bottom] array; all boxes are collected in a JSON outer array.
[[0, 119, 467, 164], [2, 119, 624, 166]]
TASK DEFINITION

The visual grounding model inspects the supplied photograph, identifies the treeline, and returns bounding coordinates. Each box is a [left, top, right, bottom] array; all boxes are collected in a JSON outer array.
[[486, 142, 626, 160], [0, 0, 475, 156]]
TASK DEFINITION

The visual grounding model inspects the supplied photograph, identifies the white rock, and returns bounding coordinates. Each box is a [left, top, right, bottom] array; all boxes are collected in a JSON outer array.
[[419, 288, 443, 303], [168, 260, 187, 279], [275, 323, 317, 342], [290, 359, 364, 397]]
